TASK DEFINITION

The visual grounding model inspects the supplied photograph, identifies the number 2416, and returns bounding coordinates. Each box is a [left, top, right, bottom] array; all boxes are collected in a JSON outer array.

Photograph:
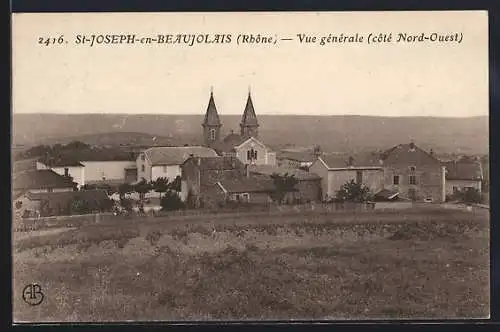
[[38, 36, 66, 46]]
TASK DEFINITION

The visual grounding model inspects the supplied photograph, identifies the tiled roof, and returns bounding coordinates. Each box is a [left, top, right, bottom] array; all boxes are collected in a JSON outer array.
[[278, 150, 317, 163], [212, 133, 248, 153], [37, 156, 84, 167], [13, 170, 76, 191], [202, 92, 222, 127], [444, 161, 483, 181], [240, 92, 259, 127], [381, 143, 440, 166], [144, 146, 218, 165], [196, 156, 245, 171], [26, 190, 110, 210], [249, 164, 321, 181], [319, 153, 382, 169], [217, 174, 275, 193]]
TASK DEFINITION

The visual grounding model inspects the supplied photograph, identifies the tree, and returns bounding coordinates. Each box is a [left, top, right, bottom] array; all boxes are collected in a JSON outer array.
[[458, 187, 483, 204], [336, 179, 373, 203], [152, 177, 169, 199], [118, 183, 134, 199], [169, 175, 182, 192], [270, 173, 298, 205], [160, 190, 185, 211], [134, 179, 152, 201]]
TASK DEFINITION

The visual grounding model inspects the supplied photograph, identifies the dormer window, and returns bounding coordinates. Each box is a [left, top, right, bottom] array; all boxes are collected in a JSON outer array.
[[409, 166, 416, 172]]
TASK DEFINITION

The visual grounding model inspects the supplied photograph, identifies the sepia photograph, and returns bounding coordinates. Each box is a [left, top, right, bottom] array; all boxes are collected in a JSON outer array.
[[11, 11, 490, 322]]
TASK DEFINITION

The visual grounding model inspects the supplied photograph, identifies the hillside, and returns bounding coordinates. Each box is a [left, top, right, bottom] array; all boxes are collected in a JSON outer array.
[[12, 114, 489, 155]]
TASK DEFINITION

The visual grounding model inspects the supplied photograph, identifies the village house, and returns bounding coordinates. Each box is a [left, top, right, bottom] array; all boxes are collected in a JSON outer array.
[[381, 143, 446, 202], [36, 157, 85, 188], [444, 157, 483, 196], [277, 147, 321, 169], [14, 190, 111, 218], [216, 175, 275, 205], [310, 153, 384, 201], [137, 146, 218, 183], [201, 89, 277, 166], [310, 142, 447, 203], [249, 164, 322, 203], [13, 169, 76, 199], [180, 155, 247, 207], [36, 149, 138, 187]]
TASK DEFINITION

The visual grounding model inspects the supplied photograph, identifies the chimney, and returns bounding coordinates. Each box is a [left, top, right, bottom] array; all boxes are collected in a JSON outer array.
[[441, 165, 446, 203], [430, 149, 434, 157], [348, 156, 354, 167], [313, 145, 322, 159]]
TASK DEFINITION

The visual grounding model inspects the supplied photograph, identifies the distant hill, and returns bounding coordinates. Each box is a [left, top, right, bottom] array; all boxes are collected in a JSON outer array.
[[12, 113, 489, 155]]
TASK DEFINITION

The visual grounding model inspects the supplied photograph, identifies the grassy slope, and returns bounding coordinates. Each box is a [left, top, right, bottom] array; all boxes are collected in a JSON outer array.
[[13, 209, 489, 321]]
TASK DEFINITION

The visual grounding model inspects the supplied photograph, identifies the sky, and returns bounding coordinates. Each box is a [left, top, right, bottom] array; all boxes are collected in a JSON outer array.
[[12, 11, 488, 117]]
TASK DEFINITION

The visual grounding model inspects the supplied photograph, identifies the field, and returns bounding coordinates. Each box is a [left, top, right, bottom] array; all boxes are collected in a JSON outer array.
[[12, 208, 490, 322]]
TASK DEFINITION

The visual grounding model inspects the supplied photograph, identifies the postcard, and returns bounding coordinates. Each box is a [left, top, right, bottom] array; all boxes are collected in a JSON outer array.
[[12, 11, 489, 322]]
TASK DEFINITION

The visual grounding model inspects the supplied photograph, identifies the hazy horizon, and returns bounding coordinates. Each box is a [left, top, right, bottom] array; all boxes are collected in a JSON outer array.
[[12, 11, 488, 117], [13, 112, 488, 119]]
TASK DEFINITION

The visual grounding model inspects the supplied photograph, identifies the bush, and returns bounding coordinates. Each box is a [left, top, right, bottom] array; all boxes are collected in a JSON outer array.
[[336, 180, 373, 203], [160, 191, 185, 212]]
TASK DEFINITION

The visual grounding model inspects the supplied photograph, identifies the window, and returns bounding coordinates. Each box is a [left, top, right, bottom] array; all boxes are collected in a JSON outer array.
[[247, 150, 251, 161], [356, 170, 363, 184], [409, 166, 416, 172], [209, 129, 216, 141], [409, 175, 417, 185], [453, 186, 459, 194], [141, 165, 145, 172], [393, 175, 400, 185], [141, 154, 145, 161], [64, 167, 69, 176]]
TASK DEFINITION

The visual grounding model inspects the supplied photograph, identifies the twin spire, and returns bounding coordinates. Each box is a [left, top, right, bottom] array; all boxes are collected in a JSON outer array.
[[202, 86, 259, 139]]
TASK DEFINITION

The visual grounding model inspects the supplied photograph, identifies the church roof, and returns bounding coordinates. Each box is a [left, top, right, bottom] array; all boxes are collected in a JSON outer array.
[[240, 92, 259, 127], [202, 91, 222, 127]]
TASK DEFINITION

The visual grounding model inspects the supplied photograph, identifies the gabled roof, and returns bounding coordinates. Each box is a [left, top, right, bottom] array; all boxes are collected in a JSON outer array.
[[213, 134, 266, 154], [381, 143, 440, 166], [187, 156, 245, 171], [37, 156, 84, 167], [278, 150, 318, 163], [318, 153, 382, 170], [240, 92, 259, 127], [144, 146, 218, 166], [249, 164, 321, 181], [13, 170, 76, 191], [217, 174, 274, 194], [26, 190, 110, 210], [444, 160, 483, 181], [202, 91, 222, 127]]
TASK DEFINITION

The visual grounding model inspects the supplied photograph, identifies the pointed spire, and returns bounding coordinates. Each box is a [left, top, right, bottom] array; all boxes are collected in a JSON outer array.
[[241, 88, 259, 127], [202, 88, 221, 127]]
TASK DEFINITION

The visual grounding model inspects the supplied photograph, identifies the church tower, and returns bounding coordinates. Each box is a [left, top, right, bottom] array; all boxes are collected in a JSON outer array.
[[202, 87, 222, 147], [240, 87, 259, 138]]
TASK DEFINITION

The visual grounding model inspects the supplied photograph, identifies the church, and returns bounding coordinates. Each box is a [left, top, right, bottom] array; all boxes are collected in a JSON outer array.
[[201, 88, 276, 166]]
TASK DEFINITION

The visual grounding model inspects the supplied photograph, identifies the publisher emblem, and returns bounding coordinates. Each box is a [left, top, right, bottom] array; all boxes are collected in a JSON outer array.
[[22, 284, 44, 306]]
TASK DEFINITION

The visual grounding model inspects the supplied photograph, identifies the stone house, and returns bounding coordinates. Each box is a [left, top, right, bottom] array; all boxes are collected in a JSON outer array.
[[249, 164, 322, 203], [309, 142, 447, 203], [180, 155, 247, 207], [137, 146, 218, 183], [444, 157, 483, 196]]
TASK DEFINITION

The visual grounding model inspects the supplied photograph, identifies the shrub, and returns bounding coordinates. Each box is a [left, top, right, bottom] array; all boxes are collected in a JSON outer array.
[[336, 179, 373, 203], [145, 229, 162, 246], [161, 191, 185, 211]]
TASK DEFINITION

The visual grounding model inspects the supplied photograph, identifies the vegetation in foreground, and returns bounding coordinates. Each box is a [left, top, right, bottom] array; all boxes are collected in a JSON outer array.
[[13, 209, 489, 321]]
